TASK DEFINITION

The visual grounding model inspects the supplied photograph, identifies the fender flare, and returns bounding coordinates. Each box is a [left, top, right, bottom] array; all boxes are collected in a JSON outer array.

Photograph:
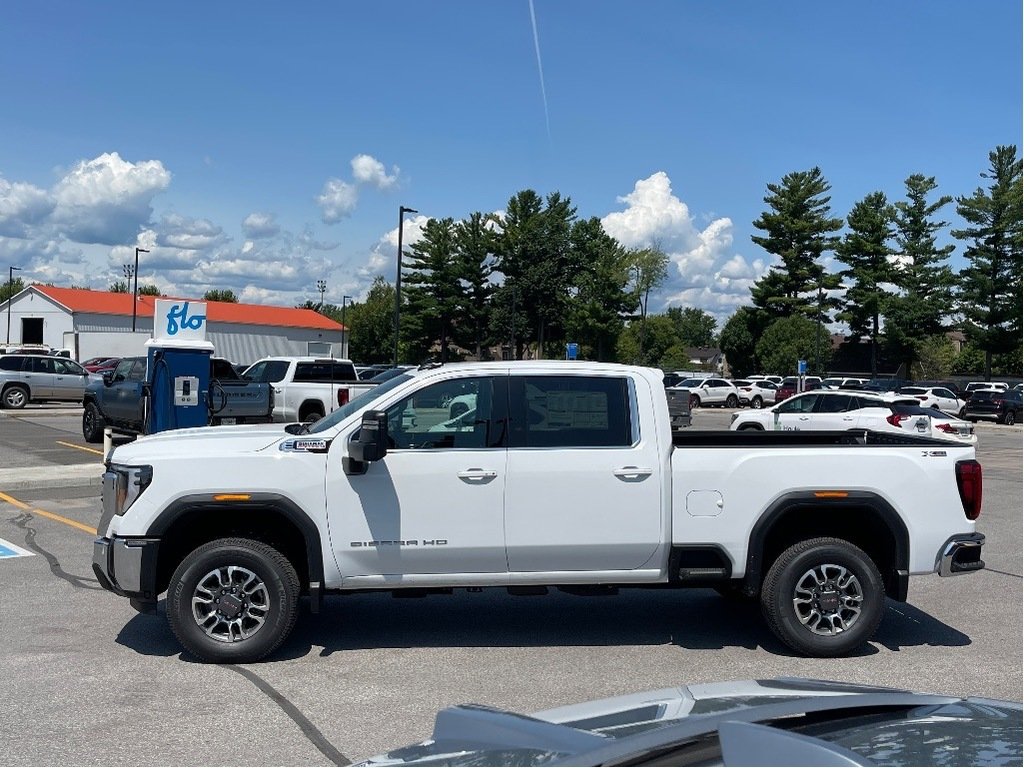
[[148, 492, 326, 588], [744, 490, 910, 600]]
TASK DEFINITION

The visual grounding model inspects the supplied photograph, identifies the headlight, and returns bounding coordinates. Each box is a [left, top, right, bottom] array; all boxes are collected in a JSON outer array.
[[109, 464, 153, 516]]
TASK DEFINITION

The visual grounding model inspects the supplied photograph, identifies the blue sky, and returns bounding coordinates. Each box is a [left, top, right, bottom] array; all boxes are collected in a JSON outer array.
[[0, 1, 1020, 321]]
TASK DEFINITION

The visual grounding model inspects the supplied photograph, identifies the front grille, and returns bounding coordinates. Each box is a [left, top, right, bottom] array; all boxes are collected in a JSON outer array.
[[97, 470, 121, 536]]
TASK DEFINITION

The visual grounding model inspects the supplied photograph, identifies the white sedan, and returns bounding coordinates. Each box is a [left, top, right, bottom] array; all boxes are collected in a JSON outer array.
[[897, 386, 966, 417]]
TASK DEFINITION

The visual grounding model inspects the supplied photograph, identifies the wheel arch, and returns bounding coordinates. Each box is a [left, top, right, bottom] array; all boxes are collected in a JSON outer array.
[[298, 398, 326, 420], [2, 381, 30, 399], [149, 494, 325, 598], [744, 491, 909, 601]]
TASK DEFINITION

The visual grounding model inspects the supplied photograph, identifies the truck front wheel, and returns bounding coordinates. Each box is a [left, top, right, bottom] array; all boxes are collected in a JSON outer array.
[[760, 537, 884, 657], [82, 402, 105, 443], [167, 538, 300, 663]]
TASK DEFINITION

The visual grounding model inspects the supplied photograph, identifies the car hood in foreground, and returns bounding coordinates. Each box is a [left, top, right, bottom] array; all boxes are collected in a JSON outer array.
[[356, 678, 1022, 767]]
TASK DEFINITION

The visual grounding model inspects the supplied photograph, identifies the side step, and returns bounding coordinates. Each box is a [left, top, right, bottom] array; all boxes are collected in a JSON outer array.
[[678, 566, 729, 581]]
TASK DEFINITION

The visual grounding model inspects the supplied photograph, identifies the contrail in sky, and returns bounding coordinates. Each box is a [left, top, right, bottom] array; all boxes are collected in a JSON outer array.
[[528, 0, 552, 142]]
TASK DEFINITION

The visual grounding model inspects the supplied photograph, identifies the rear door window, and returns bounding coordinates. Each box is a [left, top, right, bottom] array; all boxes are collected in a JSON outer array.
[[814, 394, 853, 413], [509, 375, 633, 448], [0, 356, 25, 371]]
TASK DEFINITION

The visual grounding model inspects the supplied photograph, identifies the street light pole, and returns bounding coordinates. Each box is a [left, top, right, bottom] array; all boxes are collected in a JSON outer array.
[[341, 295, 351, 359], [316, 279, 327, 309], [6, 266, 22, 345], [394, 205, 418, 367], [132, 247, 149, 332]]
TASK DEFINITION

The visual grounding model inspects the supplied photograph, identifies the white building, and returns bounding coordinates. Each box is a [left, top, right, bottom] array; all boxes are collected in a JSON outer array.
[[1, 285, 347, 365]]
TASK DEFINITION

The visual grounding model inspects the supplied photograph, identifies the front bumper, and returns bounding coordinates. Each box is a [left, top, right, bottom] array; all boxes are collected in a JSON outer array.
[[92, 535, 161, 613], [935, 532, 985, 576]]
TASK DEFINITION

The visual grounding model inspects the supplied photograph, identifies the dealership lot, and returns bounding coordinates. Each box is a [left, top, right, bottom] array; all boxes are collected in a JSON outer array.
[[0, 406, 1020, 766]]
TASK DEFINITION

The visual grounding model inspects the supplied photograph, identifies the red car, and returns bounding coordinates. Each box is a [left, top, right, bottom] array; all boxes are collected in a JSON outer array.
[[82, 356, 121, 373], [775, 376, 822, 402]]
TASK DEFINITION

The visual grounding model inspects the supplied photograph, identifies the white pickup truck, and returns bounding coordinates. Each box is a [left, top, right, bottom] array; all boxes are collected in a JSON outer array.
[[241, 356, 376, 423], [92, 361, 986, 663]]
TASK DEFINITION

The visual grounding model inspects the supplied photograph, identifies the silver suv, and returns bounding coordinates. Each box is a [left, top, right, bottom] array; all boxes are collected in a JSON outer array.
[[0, 354, 94, 409]]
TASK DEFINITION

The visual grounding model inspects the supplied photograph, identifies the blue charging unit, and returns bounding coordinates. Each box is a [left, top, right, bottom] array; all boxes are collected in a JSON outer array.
[[145, 339, 215, 433]]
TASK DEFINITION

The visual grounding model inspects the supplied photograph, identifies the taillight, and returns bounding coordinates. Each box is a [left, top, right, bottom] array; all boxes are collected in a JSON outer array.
[[936, 423, 956, 434], [916, 395, 927, 401], [956, 460, 983, 520], [886, 413, 910, 426], [338, 388, 350, 406]]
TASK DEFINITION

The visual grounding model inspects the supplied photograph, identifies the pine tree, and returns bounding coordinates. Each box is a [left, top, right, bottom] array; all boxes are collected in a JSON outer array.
[[453, 212, 497, 360], [952, 145, 1023, 379], [835, 191, 895, 376], [750, 167, 844, 320], [886, 174, 956, 375], [402, 217, 462, 362]]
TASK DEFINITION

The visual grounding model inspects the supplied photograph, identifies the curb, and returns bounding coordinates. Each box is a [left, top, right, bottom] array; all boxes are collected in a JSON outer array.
[[0, 463, 104, 493]]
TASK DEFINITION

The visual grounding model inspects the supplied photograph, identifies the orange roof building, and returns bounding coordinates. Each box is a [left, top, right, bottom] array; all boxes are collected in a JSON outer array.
[[2, 284, 347, 365]]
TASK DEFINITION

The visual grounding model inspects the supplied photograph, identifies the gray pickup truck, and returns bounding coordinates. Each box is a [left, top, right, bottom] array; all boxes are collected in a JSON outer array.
[[82, 356, 273, 442]]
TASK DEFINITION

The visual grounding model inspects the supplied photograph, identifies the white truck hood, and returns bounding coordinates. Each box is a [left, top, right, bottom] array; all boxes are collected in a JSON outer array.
[[109, 424, 291, 465]]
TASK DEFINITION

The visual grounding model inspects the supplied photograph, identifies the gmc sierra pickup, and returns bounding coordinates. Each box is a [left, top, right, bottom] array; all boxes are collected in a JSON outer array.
[[241, 356, 376, 423], [92, 362, 985, 663]]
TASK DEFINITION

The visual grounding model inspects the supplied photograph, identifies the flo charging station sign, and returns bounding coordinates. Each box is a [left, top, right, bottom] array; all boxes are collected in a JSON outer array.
[[154, 300, 208, 343]]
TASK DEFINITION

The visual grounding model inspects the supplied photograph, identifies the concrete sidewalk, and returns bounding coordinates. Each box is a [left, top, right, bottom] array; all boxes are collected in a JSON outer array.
[[0, 463, 103, 492]]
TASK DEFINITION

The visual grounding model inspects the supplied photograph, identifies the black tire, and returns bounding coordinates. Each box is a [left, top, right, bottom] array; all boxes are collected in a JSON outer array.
[[299, 405, 324, 423], [760, 537, 884, 657], [958, 406, 967, 419], [737, 424, 764, 431], [752, 396, 763, 409], [1002, 410, 1016, 426], [82, 401, 105, 443], [689, 394, 701, 409], [725, 394, 739, 408], [167, 537, 300, 663], [2, 385, 29, 410]]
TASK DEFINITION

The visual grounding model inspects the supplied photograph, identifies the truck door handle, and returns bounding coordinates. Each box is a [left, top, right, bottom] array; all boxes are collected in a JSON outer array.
[[457, 468, 497, 481], [613, 466, 653, 479]]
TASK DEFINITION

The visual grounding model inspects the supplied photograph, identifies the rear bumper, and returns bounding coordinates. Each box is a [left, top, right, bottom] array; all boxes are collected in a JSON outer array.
[[935, 533, 985, 576], [92, 535, 161, 613]]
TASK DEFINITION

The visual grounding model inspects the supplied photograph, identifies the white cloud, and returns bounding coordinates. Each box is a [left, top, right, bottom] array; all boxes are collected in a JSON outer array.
[[602, 171, 765, 320], [317, 178, 358, 224], [156, 214, 225, 250], [0, 177, 54, 237], [350, 154, 399, 189], [51, 152, 170, 245], [241, 212, 280, 239]]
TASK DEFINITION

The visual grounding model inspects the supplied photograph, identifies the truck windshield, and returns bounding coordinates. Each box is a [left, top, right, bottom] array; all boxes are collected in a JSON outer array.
[[306, 373, 414, 434]]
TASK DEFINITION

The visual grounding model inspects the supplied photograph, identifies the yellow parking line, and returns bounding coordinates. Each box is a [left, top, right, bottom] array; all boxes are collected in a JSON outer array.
[[55, 440, 104, 456], [0, 490, 96, 535], [0, 491, 31, 509]]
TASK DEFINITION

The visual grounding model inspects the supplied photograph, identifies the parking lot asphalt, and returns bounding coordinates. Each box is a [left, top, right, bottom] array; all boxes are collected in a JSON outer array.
[[0, 406, 1020, 765]]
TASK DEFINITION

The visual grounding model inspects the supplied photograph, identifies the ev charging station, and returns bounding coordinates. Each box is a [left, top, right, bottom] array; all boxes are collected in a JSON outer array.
[[144, 299, 213, 433]]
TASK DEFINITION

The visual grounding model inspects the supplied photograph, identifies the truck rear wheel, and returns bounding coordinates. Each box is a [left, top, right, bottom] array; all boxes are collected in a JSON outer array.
[[167, 537, 299, 663], [760, 537, 884, 657]]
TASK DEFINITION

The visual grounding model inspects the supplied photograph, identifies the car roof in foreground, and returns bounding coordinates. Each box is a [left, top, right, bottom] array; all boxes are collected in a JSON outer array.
[[356, 678, 1022, 767]]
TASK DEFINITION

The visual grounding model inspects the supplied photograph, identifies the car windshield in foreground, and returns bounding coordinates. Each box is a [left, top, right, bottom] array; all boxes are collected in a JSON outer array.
[[307, 373, 413, 433]]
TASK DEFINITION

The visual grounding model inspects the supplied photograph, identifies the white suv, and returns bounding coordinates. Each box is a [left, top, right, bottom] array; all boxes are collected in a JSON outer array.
[[668, 376, 740, 408]]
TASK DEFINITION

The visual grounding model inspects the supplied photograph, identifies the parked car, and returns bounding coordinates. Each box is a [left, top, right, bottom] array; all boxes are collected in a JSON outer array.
[[731, 391, 976, 443], [774, 376, 822, 402], [820, 376, 866, 390], [897, 385, 967, 416], [355, 677, 1023, 767], [668, 376, 739, 408], [242, 356, 377, 422], [964, 388, 1022, 425], [82, 356, 121, 373], [0, 353, 96, 409], [915, 379, 963, 398], [732, 378, 777, 408], [851, 377, 913, 394]]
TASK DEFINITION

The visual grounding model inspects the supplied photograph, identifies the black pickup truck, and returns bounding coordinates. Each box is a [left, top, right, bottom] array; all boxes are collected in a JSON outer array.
[[82, 357, 274, 442]]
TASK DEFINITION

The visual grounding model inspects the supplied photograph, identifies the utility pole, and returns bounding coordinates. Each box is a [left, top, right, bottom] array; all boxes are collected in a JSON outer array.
[[815, 274, 824, 375], [394, 205, 417, 366], [316, 279, 327, 309], [341, 295, 351, 359], [6, 265, 22, 344], [132, 247, 148, 332]]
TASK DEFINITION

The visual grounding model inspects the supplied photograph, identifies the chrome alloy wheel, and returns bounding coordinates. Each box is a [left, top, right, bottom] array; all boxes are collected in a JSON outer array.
[[191, 565, 270, 643], [792, 564, 864, 635]]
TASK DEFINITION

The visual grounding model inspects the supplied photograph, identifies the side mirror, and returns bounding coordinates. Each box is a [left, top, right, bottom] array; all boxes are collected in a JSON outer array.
[[102, 372, 114, 386], [349, 410, 388, 464]]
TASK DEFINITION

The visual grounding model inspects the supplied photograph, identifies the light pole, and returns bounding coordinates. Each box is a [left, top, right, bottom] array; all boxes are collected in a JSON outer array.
[[316, 279, 327, 309], [6, 265, 22, 345], [394, 205, 418, 366], [132, 247, 148, 332], [341, 295, 351, 359]]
